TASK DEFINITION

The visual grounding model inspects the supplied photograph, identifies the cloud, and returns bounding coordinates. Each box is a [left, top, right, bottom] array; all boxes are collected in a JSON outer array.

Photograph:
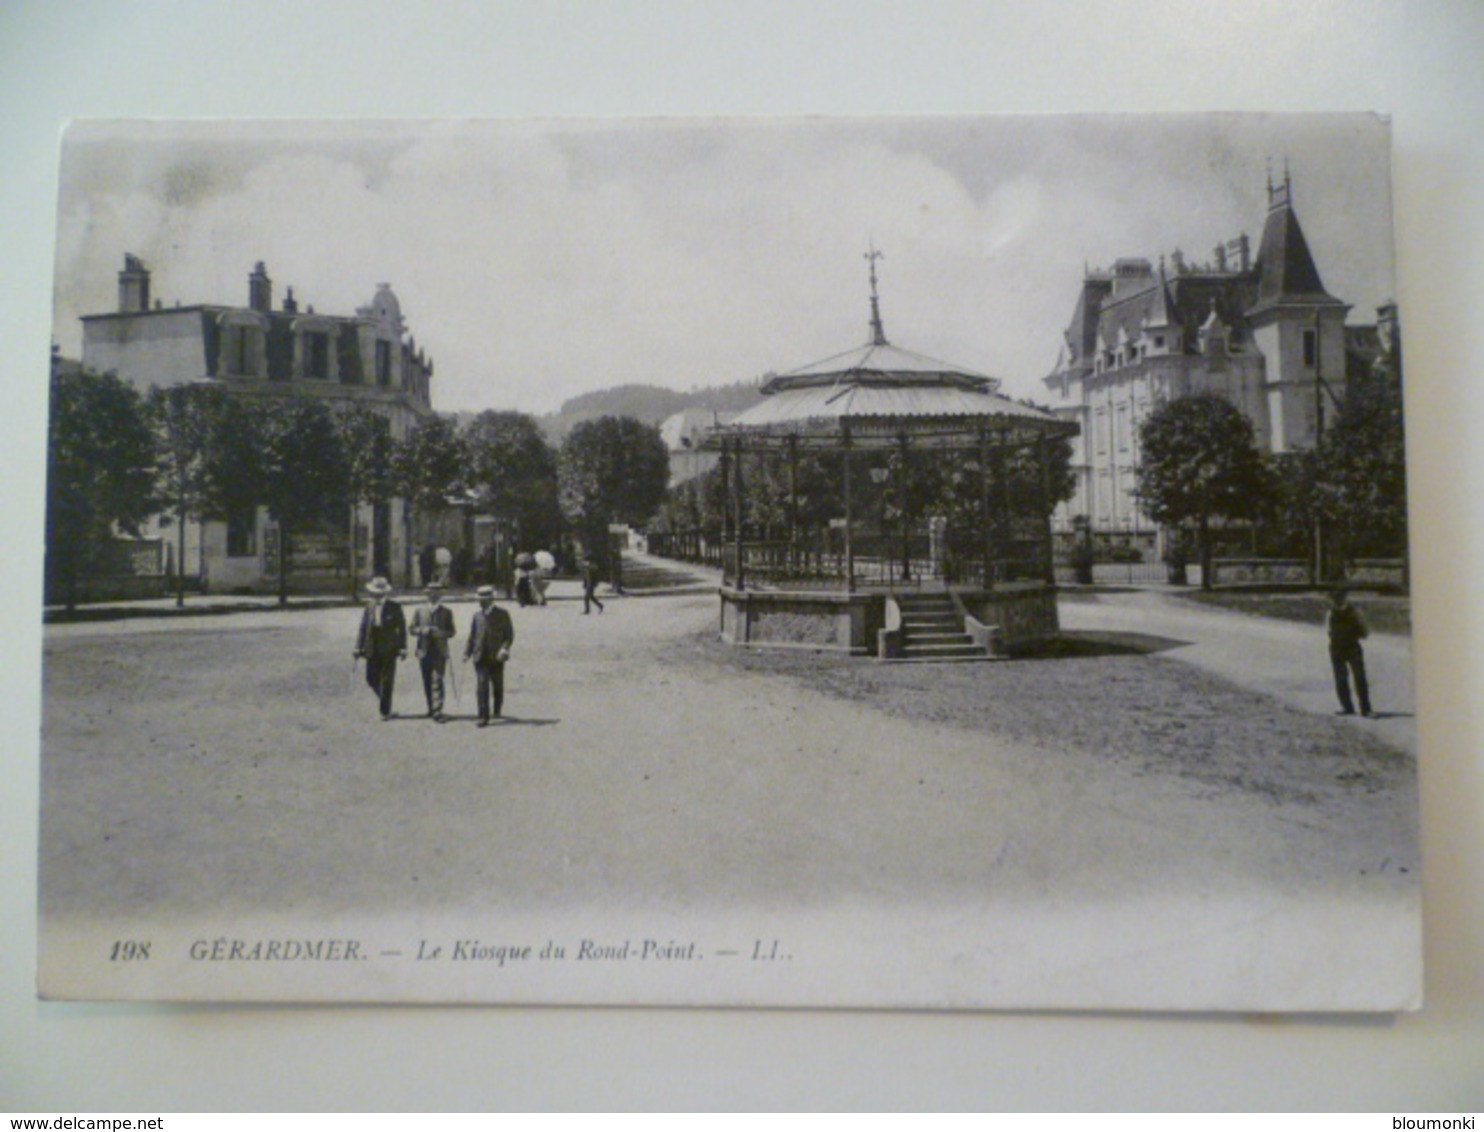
[[52, 116, 1397, 414]]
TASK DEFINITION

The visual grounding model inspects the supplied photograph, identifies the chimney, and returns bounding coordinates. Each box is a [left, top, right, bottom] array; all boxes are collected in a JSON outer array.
[[249, 261, 272, 313], [118, 253, 151, 313], [282, 285, 298, 313], [1213, 243, 1227, 272]]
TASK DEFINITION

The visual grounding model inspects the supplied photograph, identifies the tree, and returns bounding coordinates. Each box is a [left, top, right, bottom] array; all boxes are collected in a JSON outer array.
[[146, 382, 235, 607], [558, 415, 670, 570], [335, 404, 397, 597], [1135, 394, 1277, 590], [462, 410, 561, 550], [394, 413, 467, 584], [46, 361, 157, 609], [1311, 345, 1408, 567], [395, 413, 467, 519], [257, 398, 349, 605]]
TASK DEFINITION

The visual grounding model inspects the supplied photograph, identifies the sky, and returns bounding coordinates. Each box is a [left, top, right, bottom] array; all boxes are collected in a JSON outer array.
[[52, 113, 1397, 415]]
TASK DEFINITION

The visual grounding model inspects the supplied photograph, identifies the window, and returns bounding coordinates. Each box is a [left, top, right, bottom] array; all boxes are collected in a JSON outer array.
[[226, 506, 257, 557], [218, 317, 262, 377], [304, 331, 330, 379], [376, 339, 392, 386], [1302, 328, 1317, 367]]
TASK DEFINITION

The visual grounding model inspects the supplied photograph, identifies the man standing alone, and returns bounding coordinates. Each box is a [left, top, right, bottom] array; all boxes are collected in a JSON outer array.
[[355, 576, 407, 721], [581, 555, 605, 615], [1327, 587, 1374, 718], [410, 582, 456, 722], [464, 585, 514, 727]]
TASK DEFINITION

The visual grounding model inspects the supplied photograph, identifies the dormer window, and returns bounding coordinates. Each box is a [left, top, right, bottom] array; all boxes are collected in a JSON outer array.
[[304, 332, 330, 379], [217, 311, 266, 378], [376, 340, 392, 386]]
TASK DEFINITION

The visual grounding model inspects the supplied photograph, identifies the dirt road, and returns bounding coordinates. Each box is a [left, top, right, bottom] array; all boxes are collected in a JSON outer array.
[[1059, 588, 1417, 754]]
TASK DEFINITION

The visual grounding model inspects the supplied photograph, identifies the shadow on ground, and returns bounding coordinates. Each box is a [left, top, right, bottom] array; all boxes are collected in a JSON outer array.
[[1009, 630, 1193, 659]]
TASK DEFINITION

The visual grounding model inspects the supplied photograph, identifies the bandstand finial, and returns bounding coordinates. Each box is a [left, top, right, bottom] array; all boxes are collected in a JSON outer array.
[[865, 241, 888, 346]]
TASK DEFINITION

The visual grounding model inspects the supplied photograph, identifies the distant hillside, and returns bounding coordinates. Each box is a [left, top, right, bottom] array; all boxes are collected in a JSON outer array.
[[539, 380, 764, 444]]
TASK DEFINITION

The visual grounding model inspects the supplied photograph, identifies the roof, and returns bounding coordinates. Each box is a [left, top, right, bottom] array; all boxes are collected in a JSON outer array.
[[660, 407, 736, 449], [716, 346, 1073, 450], [1250, 184, 1346, 314], [765, 340, 1002, 393]]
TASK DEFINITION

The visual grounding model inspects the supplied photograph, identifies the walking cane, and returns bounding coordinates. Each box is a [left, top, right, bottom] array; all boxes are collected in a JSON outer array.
[[448, 652, 462, 710]]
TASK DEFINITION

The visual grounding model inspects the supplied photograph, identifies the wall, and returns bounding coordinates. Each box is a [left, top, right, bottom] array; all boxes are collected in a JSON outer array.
[[81, 309, 208, 385]]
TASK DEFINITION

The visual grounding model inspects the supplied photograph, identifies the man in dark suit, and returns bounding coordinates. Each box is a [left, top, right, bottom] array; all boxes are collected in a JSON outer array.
[[410, 582, 457, 722], [355, 576, 407, 720], [463, 584, 515, 727], [1327, 587, 1374, 717]]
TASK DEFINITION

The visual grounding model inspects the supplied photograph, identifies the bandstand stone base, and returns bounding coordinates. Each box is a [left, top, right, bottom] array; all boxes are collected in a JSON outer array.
[[718, 582, 1060, 657]]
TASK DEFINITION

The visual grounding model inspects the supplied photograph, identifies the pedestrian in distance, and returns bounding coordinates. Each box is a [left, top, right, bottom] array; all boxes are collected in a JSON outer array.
[[354, 576, 407, 721], [464, 584, 515, 727], [1327, 587, 1374, 718], [581, 555, 605, 615], [514, 554, 537, 607], [410, 581, 456, 722], [534, 549, 555, 606]]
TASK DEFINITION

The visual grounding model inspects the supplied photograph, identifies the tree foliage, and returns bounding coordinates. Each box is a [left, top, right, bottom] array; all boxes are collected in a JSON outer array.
[[395, 413, 467, 517], [334, 403, 398, 594], [146, 382, 236, 605], [558, 415, 671, 556], [1311, 345, 1408, 562], [1135, 394, 1277, 588], [256, 398, 349, 603], [336, 402, 397, 509], [46, 362, 157, 607], [462, 409, 561, 548]]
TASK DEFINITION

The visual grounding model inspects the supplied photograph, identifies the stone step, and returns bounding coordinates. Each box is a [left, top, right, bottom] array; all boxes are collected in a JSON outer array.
[[903, 643, 987, 659]]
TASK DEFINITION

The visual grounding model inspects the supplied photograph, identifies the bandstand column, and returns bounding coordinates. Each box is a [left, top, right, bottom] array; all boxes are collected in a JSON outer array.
[[719, 440, 732, 585], [842, 422, 856, 594], [995, 427, 1011, 578], [787, 434, 799, 577], [1038, 435, 1056, 585], [733, 437, 746, 591], [979, 425, 992, 589], [897, 430, 912, 583]]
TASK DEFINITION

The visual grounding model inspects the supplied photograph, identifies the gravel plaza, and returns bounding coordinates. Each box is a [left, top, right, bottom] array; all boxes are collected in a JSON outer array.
[[38, 562, 1420, 1009]]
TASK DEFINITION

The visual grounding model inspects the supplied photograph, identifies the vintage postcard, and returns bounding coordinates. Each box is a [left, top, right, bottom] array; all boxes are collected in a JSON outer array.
[[38, 114, 1419, 1009]]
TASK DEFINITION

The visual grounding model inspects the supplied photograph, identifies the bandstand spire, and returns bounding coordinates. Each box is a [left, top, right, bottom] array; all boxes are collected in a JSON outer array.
[[865, 242, 889, 346]]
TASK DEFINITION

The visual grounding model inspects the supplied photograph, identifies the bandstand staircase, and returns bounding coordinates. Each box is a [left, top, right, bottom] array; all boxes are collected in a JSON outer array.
[[894, 593, 989, 662]]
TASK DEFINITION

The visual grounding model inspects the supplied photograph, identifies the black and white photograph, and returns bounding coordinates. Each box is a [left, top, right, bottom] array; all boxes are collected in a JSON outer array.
[[35, 112, 1423, 1012]]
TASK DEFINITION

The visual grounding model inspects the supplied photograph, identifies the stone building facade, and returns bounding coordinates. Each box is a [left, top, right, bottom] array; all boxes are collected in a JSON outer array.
[[1041, 175, 1370, 550], [80, 255, 436, 592]]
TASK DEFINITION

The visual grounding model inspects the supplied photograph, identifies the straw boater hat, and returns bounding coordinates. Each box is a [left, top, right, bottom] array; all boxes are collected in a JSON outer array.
[[425, 581, 443, 592], [476, 585, 495, 599], [366, 576, 392, 596]]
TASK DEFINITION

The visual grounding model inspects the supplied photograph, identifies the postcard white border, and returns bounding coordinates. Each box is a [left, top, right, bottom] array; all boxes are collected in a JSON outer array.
[[5, 0, 1483, 1111]]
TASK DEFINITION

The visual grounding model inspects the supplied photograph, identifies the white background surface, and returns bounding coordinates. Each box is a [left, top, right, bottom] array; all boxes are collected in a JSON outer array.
[[3, 0, 1481, 1111]]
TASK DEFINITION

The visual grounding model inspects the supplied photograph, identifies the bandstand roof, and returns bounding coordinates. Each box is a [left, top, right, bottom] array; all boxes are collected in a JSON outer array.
[[709, 337, 1077, 451], [707, 255, 1080, 451]]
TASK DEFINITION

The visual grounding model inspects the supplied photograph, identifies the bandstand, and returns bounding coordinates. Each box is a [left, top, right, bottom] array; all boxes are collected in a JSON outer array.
[[703, 256, 1079, 659]]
